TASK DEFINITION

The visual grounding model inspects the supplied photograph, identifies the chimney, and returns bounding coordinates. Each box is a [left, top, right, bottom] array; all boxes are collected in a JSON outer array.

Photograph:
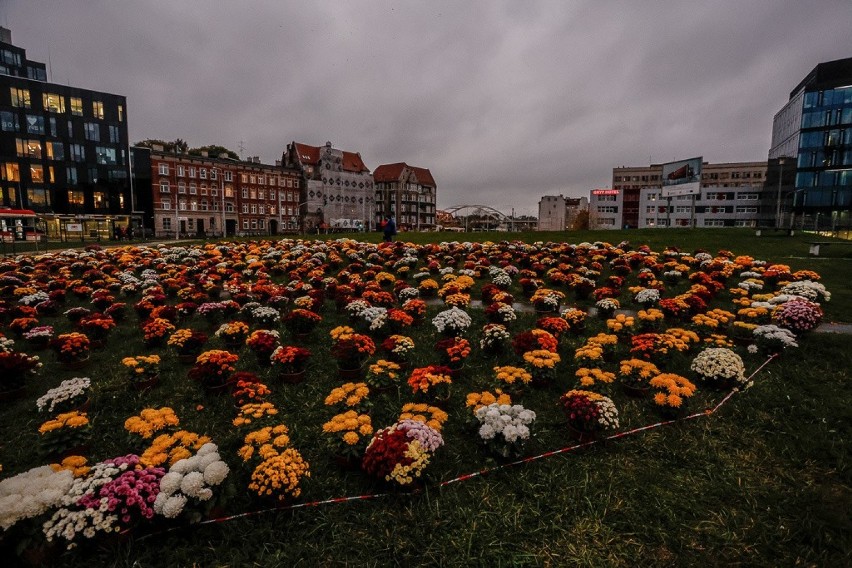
[[0, 27, 11, 45], [152, 144, 164, 152], [218, 152, 229, 159], [200, 150, 209, 157]]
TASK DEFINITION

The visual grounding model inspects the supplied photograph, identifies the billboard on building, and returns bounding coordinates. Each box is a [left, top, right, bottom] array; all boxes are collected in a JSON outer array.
[[661, 157, 702, 197]]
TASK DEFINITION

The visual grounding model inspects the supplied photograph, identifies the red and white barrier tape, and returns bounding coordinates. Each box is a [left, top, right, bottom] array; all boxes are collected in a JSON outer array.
[[137, 354, 778, 539]]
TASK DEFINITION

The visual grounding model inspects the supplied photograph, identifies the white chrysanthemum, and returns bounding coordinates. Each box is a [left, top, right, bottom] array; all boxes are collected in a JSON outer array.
[[203, 461, 230, 486], [159, 471, 184, 496], [161, 494, 188, 518], [180, 472, 205, 498]]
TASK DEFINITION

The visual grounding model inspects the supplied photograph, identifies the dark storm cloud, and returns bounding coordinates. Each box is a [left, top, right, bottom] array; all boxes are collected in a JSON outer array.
[[4, 0, 851, 214]]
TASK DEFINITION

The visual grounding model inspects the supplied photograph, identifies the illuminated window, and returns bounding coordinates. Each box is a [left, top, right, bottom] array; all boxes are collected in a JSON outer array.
[[92, 101, 104, 119], [2, 163, 20, 181], [117, 105, 124, 122], [42, 93, 65, 113], [10, 87, 31, 108], [16, 138, 42, 159], [30, 164, 44, 183], [93, 192, 108, 209], [70, 98, 83, 116], [68, 190, 85, 206]]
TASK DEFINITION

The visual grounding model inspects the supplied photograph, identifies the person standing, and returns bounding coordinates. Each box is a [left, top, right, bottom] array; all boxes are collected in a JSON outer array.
[[383, 216, 397, 242]]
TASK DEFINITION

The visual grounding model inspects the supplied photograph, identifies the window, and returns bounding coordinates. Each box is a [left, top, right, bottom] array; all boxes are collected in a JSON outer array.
[[159, 163, 169, 175], [96, 147, 117, 165], [69, 144, 85, 162], [269, 205, 276, 215], [92, 101, 104, 119], [26, 188, 51, 209], [49, 117, 57, 136], [199, 168, 207, 179], [162, 217, 171, 230], [259, 219, 265, 229], [66, 167, 78, 185], [243, 220, 249, 230], [47, 141, 64, 160], [737, 193, 759, 200], [161, 200, 171, 210], [251, 219, 258, 230], [10, 87, 31, 108], [93, 192, 108, 209], [188, 167, 196, 178], [2, 162, 20, 182], [108, 126, 119, 144], [258, 204, 265, 214], [25, 115, 45, 135], [249, 175, 256, 184], [160, 181, 170, 193], [67, 120, 73, 138], [241, 188, 248, 198], [189, 183, 197, 195], [179, 200, 187, 211], [269, 190, 275, 200], [250, 204, 257, 214], [258, 175, 265, 184], [0, 111, 18, 132], [242, 204, 249, 213], [42, 93, 65, 113], [241, 174, 248, 183], [596, 206, 618, 213], [704, 219, 725, 227], [70, 97, 83, 116], [250, 190, 256, 199], [201, 200, 208, 211], [84, 122, 99, 141], [190, 201, 198, 211], [210, 169, 217, 180], [736, 206, 758, 214], [68, 190, 85, 207], [675, 206, 691, 213], [178, 181, 186, 194], [16, 138, 42, 158], [30, 165, 44, 183], [225, 171, 232, 182], [735, 219, 757, 227], [258, 190, 265, 200], [117, 105, 123, 122], [89, 167, 99, 183]]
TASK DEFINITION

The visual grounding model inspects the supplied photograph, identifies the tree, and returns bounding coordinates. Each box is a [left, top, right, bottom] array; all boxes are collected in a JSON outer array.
[[134, 139, 188, 153], [188, 145, 239, 160], [571, 209, 590, 231]]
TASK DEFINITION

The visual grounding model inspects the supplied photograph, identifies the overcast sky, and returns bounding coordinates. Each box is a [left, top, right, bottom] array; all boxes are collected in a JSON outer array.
[[3, 1, 851, 215]]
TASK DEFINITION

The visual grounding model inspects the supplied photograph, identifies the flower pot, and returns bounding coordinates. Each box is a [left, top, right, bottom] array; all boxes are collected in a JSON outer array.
[[278, 369, 306, 384], [131, 374, 160, 392], [337, 363, 366, 381], [566, 422, 599, 444], [62, 356, 90, 371], [620, 383, 650, 398]]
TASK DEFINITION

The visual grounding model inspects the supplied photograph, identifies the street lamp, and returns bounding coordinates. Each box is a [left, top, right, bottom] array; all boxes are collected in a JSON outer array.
[[775, 158, 786, 230]]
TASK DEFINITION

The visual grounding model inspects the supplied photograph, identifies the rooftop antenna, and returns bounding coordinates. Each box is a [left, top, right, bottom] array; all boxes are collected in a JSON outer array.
[[238, 140, 246, 160]]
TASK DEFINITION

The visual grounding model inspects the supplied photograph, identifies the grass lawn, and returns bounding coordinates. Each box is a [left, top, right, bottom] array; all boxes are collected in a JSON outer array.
[[1, 229, 849, 567]]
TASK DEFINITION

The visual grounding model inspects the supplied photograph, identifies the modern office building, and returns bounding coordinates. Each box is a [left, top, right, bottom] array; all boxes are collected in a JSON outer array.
[[770, 57, 852, 234], [537, 195, 588, 231], [282, 141, 375, 232], [373, 162, 437, 230], [133, 146, 300, 238], [597, 161, 772, 229], [0, 27, 134, 240]]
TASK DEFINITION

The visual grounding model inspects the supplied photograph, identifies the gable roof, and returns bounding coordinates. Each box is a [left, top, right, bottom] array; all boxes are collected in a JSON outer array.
[[292, 143, 320, 165], [291, 142, 370, 173], [342, 151, 369, 173], [373, 162, 436, 186]]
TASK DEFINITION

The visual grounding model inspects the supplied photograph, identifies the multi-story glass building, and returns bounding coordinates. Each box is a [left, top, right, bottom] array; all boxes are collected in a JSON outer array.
[[770, 57, 852, 235], [0, 27, 135, 240]]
